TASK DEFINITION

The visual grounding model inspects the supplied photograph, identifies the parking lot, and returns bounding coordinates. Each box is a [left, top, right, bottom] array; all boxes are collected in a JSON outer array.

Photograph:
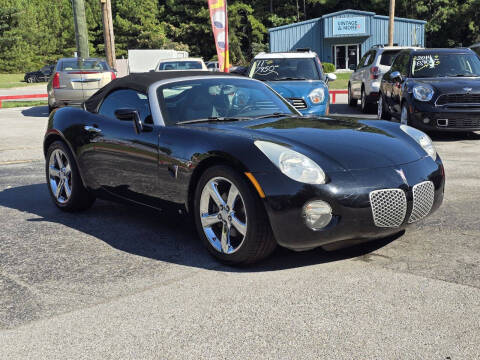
[[0, 105, 479, 359]]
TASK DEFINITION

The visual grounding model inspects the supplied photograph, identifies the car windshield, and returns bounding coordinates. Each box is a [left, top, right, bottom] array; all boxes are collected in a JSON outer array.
[[60, 59, 109, 71], [157, 78, 296, 125], [411, 53, 480, 78], [379, 50, 401, 66], [249, 58, 321, 81], [158, 61, 203, 70]]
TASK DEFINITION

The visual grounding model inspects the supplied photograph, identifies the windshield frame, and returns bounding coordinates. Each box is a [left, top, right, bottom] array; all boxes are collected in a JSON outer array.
[[148, 76, 299, 126], [411, 52, 480, 78], [249, 57, 322, 81]]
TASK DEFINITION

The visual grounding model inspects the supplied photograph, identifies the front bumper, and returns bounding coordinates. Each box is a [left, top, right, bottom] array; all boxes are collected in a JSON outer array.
[[298, 102, 329, 116], [411, 101, 480, 131], [254, 156, 444, 251]]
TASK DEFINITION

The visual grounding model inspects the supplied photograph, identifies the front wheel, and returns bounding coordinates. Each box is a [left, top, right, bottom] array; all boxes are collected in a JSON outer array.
[[348, 84, 357, 107], [377, 93, 391, 120], [194, 165, 276, 265], [46, 141, 95, 212], [400, 103, 411, 125]]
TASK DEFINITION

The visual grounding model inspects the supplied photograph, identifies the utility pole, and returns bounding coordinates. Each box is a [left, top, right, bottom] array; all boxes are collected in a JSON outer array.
[[71, 0, 89, 58], [388, 0, 395, 46], [101, 0, 116, 69], [303, 0, 306, 20], [296, 0, 299, 22]]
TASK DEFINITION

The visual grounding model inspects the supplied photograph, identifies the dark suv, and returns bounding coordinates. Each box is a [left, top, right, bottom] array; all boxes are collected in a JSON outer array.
[[378, 48, 480, 131]]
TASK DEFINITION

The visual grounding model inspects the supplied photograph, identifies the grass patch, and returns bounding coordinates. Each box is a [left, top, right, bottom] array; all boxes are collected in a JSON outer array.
[[0, 100, 47, 108], [0, 73, 44, 89], [328, 72, 351, 90]]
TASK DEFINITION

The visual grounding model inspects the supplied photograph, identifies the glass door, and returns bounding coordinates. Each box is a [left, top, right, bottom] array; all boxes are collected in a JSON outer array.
[[347, 45, 358, 70], [335, 45, 346, 70], [335, 44, 360, 70]]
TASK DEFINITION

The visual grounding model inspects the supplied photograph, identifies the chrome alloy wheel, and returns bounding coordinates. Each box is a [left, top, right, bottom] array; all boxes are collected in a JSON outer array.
[[199, 177, 247, 254], [48, 149, 72, 204], [377, 95, 383, 119]]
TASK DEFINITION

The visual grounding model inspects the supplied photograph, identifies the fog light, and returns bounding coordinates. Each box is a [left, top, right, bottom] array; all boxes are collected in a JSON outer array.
[[303, 200, 332, 230], [423, 117, 430, 124]]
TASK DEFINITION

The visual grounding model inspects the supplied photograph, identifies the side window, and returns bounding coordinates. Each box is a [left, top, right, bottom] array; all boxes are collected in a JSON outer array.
[[357, 53, 369, 68], [391, 53, 407, 73], [366, 50, 377, 66], [99, 89, 152, 124]]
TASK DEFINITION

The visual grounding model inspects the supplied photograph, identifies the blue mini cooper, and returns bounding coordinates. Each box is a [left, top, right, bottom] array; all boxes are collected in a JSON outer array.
[[248, 51, 336, 116]]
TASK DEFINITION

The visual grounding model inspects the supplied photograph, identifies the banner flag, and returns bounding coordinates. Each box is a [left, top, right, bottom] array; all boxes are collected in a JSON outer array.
[[208, 0, 229, 72]]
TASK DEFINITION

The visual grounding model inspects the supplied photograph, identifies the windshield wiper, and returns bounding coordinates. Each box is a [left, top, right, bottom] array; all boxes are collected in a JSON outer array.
[[271, 77, 307, 81], [252, 112, 300, 120], [452, 74, 480, 77], [177, 116, 250, 125]]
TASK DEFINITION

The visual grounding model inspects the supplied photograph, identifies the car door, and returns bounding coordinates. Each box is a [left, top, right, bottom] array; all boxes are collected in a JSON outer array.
[[382, 52, 405, 114], [391, 54, 410, 114], [350, 52, 369, 97], [361, 50, 376, 94], [85, 89, 161, 206]]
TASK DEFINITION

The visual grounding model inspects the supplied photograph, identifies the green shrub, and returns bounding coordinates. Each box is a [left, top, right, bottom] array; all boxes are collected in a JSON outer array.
[[322, 62, 335, 73]]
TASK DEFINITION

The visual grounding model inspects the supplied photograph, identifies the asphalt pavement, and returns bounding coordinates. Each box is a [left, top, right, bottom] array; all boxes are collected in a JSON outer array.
[[0, 105, 479, 359]]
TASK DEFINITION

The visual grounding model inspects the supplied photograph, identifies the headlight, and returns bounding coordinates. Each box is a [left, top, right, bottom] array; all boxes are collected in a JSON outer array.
[[400, 125, 437, 160], [413, 84, 434, 102], [308, 88, 325, 104], [254, 140, 326, 184]]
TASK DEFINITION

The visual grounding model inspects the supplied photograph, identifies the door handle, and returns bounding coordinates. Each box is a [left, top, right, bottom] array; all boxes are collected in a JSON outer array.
[[84, 125, 101, 133]]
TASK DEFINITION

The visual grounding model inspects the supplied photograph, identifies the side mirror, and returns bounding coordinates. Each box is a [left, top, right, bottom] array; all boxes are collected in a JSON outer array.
[[326, 73, 337, 82], [390, 71, 402, 80], [115, 108, 143, 134]]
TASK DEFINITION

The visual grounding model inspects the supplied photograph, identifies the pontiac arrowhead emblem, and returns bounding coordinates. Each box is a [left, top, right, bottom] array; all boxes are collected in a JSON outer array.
[[395, 169, 408, 185], [463, 87, 473, 93]]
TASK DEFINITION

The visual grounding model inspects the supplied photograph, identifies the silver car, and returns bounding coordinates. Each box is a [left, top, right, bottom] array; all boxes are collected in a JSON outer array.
[[47, 58, 115, 113], [348, 46, 419, 113]]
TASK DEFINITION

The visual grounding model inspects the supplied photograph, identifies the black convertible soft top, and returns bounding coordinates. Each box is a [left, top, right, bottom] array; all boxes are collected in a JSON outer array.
[[84, 71, 236, 113]]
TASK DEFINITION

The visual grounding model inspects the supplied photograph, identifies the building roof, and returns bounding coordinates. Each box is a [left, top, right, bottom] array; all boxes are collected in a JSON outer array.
[[253, 51, 317, 59], [268, 9, 426, 32], [84, 71, 235, 113]]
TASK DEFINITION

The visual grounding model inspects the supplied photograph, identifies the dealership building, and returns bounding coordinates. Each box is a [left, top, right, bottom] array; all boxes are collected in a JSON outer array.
[[268, 9, 426, 70]]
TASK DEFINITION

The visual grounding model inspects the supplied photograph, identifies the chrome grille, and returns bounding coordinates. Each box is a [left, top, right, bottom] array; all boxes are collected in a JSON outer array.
[[408, 181, 435, 223], [438, 118, 480, 128], [436, 93, 480, 106], [369, 189, 407, 228], [287, 97, 308, 110]]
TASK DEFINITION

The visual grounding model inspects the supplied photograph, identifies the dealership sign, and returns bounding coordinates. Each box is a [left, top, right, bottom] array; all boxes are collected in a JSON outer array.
[[333, 17, 366, 36]]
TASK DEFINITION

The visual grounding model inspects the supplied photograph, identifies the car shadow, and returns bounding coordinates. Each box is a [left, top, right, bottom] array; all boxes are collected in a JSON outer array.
[[429, 131, 480, 142], [330, 104, 377, 118], [0, 183, 399, 272], [20, 106, 49, 118]]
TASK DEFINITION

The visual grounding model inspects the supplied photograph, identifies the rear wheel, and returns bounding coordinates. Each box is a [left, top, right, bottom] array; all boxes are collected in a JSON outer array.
[[194, 165, 276, 265], [348, 84, 357, 107], [46, 141, 95, 212]]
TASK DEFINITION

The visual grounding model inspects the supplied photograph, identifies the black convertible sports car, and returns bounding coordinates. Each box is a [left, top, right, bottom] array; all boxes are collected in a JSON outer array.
[[378, 48, 480, 131], [44, 71, 445, 264]]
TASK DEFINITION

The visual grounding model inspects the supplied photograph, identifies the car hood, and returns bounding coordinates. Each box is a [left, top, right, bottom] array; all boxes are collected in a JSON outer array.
[[266, 80, 327, 99], [412, 77, 480, 94], [188, 117, 429, 172]]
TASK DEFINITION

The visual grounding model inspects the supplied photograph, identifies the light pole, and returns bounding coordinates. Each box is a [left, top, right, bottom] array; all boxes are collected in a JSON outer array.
[[388, 0, 395, 46], [100, 0, 116, 69], [71, 0, 89, 58]]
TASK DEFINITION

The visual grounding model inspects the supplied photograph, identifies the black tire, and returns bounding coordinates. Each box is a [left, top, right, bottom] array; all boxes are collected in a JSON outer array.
[[45, 141, 95, 212], [26, 76, 35, 83], [193, 165, 276, 265], [378, 93, 391, 120], [361, 87, 371, 113], [348, 84, 357, 107]]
